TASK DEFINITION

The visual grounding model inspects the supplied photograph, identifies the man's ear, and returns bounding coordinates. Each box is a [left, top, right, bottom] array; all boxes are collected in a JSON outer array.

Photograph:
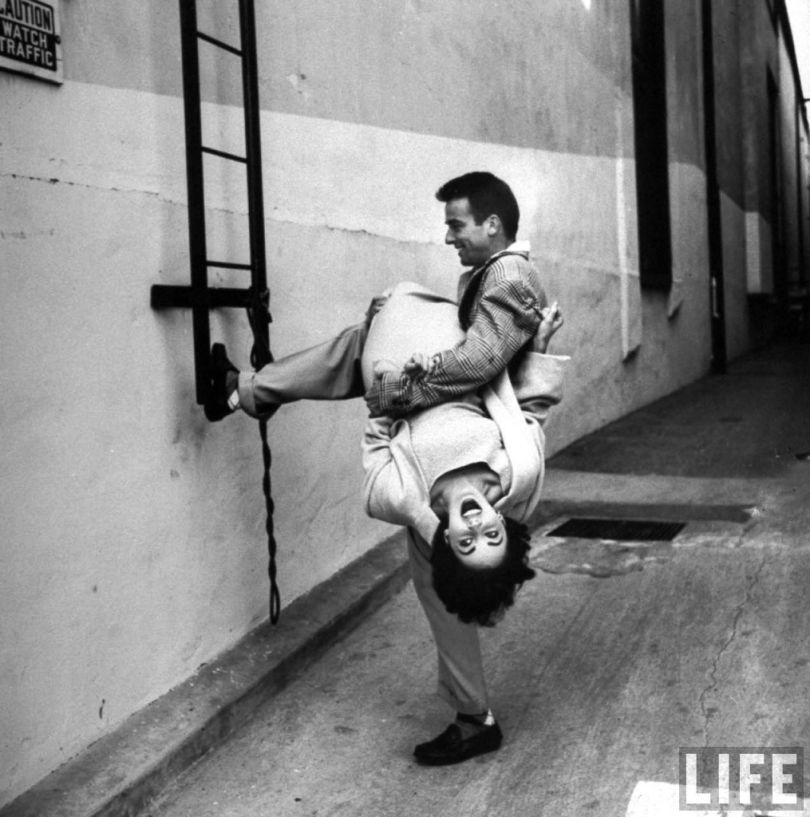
[[486, 215, 502, 236]]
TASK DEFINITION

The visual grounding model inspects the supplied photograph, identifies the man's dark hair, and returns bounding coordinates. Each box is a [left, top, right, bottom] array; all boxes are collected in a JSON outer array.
[[435, 171, 520, 242], [430, 516, 535, 627]]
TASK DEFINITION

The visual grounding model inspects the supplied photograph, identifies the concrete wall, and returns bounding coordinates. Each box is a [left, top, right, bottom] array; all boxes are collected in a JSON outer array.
[[740, 0, 778, 296], [738, 0, 810, 311], [710, 0, 750, 360], [775, 17, 804, 291], [2, 0, 803, 806]]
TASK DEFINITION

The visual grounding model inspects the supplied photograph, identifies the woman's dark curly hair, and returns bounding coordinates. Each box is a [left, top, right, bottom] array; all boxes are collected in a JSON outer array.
[[430, 516, 536, 627]]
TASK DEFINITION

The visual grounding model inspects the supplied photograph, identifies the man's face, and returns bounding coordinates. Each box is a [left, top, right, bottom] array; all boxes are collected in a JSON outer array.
[[443, 490, 507, 570], [444, 198, 496, 268]]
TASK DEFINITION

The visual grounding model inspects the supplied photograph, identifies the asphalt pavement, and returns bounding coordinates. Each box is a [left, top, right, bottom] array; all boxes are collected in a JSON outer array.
[[56, 341, 810, 817], [145, 341, 810, 817]]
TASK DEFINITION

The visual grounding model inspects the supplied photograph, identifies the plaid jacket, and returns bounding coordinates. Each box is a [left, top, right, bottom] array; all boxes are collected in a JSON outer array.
[[367, 248, 547, 416]]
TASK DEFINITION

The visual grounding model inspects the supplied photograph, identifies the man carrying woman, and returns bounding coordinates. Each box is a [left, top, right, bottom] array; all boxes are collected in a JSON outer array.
[[203, 172, 568, 764]]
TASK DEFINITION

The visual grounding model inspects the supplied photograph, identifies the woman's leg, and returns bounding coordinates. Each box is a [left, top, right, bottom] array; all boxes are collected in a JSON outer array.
[[238, 322, 368, 419], [406, 527, 489, 715]]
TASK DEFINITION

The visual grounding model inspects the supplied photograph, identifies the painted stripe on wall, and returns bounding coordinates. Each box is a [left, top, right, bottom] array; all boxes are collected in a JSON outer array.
[[5, 79, 631, 266]]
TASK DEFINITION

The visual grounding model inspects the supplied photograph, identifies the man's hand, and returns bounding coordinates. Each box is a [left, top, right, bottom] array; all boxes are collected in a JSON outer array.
[[364, 360, 396, 417], [532, 301, 563, 353]]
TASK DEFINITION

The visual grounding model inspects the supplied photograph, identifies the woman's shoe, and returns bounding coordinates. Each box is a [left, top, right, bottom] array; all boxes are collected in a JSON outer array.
[[203, 343, 239, 421]]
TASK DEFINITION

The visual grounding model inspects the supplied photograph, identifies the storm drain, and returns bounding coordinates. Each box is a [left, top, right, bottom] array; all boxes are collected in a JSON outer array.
[[547, 518, 686, 541]]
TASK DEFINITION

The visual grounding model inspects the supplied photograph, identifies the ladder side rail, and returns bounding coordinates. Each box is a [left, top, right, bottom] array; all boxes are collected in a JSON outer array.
[[178, 0, 211, 405], [239, 0, 271, 365]]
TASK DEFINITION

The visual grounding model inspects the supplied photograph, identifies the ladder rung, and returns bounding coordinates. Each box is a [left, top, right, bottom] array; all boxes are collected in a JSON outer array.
[[206, 261, 252, 270], [196, 30, 242, 57], [202, 146, 247, 164]]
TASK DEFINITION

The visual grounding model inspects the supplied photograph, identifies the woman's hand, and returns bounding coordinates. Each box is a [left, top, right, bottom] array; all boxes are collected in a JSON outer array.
[[372, 358, 399, 378], [533, 302, 563, 353]]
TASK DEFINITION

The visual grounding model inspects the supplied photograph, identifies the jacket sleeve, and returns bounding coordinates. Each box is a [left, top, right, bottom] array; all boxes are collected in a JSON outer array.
[[370, 267, 545, 416]]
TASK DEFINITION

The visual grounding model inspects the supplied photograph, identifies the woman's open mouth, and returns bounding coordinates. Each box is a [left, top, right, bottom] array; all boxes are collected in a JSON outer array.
[[461, 498, 481, 517]]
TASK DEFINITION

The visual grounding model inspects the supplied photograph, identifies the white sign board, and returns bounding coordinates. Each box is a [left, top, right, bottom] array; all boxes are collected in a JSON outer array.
[[0, 0, 62, 84]]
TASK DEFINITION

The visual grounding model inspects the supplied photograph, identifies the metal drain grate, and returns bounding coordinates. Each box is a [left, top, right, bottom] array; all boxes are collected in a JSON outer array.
[[547, 518, 686, 541]]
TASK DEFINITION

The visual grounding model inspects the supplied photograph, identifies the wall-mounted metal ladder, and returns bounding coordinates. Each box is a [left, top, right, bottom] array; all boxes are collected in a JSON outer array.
[[151, 0, 280, 622]]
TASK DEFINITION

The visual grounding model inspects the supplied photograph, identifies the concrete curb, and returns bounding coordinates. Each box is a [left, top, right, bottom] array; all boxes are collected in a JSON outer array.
[[0, 534, 411, 817]]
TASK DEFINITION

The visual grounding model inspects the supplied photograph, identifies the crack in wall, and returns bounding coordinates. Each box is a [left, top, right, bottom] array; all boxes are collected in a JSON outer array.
[[698, 554, 768, 745], [5, 171, 177, 205]]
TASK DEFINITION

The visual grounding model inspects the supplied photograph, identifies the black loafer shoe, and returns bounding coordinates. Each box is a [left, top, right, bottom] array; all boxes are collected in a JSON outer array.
[[413, 721, 503, 766], [204, 343, 239, 422]]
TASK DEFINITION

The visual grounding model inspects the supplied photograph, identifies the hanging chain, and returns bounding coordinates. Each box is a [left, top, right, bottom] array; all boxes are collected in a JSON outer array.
[[258, 417, 279, 623], [246, 291, 280, 623]]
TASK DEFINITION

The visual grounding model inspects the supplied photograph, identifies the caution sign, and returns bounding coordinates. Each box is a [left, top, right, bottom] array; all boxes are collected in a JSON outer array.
[[0, 0, 62, 84]]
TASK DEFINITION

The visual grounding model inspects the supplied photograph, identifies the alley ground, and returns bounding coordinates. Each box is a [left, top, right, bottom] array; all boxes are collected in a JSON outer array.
[[148, 342, 810, 817]]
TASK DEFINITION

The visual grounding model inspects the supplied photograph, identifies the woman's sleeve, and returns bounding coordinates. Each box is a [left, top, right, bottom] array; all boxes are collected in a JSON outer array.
[[512, 352, 570, 426], [361, 417, 423, 529]]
